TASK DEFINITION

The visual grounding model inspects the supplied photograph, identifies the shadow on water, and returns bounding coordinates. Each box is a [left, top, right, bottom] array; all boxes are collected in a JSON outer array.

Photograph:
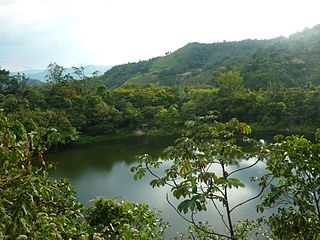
[[46, 133, 286, 236], [47, 135, 176, 179]]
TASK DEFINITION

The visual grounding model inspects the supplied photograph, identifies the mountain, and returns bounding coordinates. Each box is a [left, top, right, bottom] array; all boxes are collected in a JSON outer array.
[[101, 24, 320, 89], [12, 65, 112, 82]]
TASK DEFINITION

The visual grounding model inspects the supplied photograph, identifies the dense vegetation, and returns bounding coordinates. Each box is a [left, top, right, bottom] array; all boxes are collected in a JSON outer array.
[[1, 105, 319, 239], [102, 24, 320, 89], [2, 25, 320, 146], [0, 111, 167, 239], [133, 115, 263, 239], [133, 114, 320, 239], [1, 24, 320, 239], [1, 65, 320, 150]]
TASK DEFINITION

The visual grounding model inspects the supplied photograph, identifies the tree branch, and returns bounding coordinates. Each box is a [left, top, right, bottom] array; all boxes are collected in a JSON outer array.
[[200, 184, 229, 231], [145, 162, 175, 188], [228, 157, 261, 177], [230, 177, 273, 213], [210, 198, 230, 231], [312, 191, 320, 220], [166, 193, 193, 224], [190, 211, 232, 239]]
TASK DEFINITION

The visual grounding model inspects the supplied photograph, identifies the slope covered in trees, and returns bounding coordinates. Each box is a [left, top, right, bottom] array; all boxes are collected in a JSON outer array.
[[102, 24, 320, 89], [1, 23, 320, 238], [0, 112, 167, 239], [1, 63, 320, 150]]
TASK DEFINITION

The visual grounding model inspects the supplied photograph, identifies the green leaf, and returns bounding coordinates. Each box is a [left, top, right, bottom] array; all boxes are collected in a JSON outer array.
[[237, 122, 251, 135], [178, 199, 195, 214], [228, 178, 245, 188]]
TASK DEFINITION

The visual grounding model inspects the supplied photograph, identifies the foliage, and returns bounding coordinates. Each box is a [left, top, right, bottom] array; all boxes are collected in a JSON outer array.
[[102, 58, 157, 88], [1, 25, 320, 239], [2, 56, 320, 148], [0, 111, 167, 239], [174, 222, 221, 240], [0, 111, 87, 239], [217, 70, 243, 92], [0, 69, 26, 94], [258, 134, 320, 239], [46, 62, 73, 83], [132, 113, 266, 239], [175, 220, 270, 240], [102, 24, 320, 89], [3, 56, 320, 238], [85, 197, 168, 240]]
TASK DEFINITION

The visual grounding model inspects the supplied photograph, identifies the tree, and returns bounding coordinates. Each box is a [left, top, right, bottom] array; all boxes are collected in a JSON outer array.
[[217, 70, 243, 92], [46, 62, 72, 83], [0, 111, 87, 239], [132, 113, 267, 239], [152, 104, 182, 134], [85, 198, 168, 240], [181, 88, 219, 120], [0, 110, 167, 240], [258, 134, 320, 239], [72, 66, 86, 80], [0, 68, 22, 94]]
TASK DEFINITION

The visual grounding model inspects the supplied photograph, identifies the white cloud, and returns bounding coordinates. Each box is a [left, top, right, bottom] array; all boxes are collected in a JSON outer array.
[[1, 0, 320, 71]]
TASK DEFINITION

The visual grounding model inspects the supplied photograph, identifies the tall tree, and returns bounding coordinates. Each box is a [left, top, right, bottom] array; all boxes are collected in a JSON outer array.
[[218, 70, 244, 92], [46, 62, 72, 83], [0, 68, 20, 94], [258, 134, 320, 239], [132, 113, 267, 239]]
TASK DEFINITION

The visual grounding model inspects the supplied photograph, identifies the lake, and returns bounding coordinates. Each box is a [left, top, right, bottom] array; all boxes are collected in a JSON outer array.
[[47, 135, 268, 237]]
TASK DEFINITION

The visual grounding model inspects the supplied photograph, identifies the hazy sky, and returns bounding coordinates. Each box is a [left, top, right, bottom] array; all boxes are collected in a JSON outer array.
[[1, 0, 320, 71]]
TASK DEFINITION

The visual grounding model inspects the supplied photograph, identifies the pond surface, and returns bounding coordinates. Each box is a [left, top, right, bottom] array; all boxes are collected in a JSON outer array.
[[48, 135, 268, 237]]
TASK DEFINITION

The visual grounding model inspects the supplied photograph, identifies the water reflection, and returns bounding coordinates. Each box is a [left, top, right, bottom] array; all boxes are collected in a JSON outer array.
[[48, 136, 175, 178], [48, 135, 269, 236]]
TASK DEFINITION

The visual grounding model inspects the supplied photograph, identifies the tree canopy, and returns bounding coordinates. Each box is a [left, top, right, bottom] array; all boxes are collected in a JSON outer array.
[[101, 25, 320, 89]]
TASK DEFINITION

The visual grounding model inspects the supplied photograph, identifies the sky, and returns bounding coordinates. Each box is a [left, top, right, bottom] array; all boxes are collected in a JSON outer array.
[[1, 0, 320, 71]]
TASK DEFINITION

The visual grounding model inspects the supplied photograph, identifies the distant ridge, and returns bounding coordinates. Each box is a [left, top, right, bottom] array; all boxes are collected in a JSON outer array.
[[12, 65, 112, 82], [101, 24, 320, 89]]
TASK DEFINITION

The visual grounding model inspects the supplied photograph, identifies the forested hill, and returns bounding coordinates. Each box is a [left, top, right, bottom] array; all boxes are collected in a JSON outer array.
[[102, 24, 320, 89]]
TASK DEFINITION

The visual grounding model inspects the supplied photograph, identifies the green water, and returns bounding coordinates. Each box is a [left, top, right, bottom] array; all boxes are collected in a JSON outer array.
[[47, 135, 268, 236]]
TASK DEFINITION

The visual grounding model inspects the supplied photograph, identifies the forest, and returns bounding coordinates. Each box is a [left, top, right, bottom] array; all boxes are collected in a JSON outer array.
[[1, 24, 320, 239], [102, 25, 320, 89]]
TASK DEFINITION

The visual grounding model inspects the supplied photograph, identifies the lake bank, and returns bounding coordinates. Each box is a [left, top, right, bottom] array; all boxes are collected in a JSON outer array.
[[48, 135, 271, 237]]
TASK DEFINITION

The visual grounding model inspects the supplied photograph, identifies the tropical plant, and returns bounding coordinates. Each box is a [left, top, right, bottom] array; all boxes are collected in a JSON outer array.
[[258, 133, 320, 239], [0, 110, 167, 239], [86, 197, 168, 240], [132, 112, 268, 239], [0, 110, 87, 239]]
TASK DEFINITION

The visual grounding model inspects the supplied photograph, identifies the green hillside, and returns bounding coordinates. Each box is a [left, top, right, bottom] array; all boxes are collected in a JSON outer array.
[[102, 24, 320, 89]]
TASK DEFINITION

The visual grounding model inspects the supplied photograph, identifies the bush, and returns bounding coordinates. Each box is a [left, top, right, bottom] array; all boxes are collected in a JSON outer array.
[[86, 197, 168, 240], [0, 110, 167, 239], [0, 112, 87, 239]]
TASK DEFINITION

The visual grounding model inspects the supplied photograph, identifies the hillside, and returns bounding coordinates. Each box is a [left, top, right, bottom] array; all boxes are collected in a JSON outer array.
[[101, 24, 320, 89]]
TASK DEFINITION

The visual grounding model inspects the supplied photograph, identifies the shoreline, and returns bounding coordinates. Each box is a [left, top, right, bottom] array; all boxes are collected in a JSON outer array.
[[47, 125, 317, 154]]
